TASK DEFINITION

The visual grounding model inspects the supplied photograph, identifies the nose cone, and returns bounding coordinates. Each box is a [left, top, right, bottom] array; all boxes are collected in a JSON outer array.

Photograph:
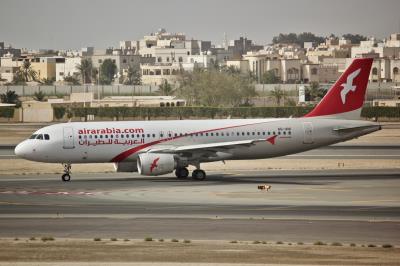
[[14, 142, 28, 158]]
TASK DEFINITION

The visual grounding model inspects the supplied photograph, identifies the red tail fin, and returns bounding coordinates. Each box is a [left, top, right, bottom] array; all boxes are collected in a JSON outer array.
[[304, 58, 373, 119]]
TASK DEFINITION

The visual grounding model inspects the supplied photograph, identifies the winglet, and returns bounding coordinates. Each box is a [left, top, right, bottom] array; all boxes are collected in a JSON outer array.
[[304, 58, 373, 119]]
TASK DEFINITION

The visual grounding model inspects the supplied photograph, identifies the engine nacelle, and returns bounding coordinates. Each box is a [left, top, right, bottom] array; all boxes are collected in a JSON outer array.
[[137, 153, 176, 176], [113, 162, 138, 172]]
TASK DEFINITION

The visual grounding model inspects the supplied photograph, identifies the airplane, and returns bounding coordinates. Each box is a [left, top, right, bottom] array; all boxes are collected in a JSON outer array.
[[14, 58, 380, 182]]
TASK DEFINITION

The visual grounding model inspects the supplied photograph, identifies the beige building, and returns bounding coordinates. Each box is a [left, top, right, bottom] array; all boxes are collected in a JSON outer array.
[[141, 63, 181, 85]]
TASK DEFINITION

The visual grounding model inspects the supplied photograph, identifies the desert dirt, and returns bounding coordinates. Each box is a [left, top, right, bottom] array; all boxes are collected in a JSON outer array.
[[0, 239, 399, 265]]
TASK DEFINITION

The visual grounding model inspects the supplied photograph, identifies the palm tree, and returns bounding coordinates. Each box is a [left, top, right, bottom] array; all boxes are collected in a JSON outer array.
[[0, 90, 20, 105], [269, 86, 285, 106], [18, 61, 37, 82], [158, 80, 174, 96], [76, 58, 93, 84], [307, 82, 325, 101], [124, 67, 141, 85]]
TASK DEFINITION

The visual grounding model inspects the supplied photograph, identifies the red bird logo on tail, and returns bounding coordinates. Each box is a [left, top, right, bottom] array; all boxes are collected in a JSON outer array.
[[150, 157, 160, 173]]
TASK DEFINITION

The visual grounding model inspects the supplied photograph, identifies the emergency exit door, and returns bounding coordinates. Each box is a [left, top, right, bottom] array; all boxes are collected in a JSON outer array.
[[63, 127, 75, 149]]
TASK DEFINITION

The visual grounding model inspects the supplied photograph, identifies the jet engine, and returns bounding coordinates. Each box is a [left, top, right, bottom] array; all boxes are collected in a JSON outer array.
[[113, 162, 138, 172], [137, 153, 176, 176]]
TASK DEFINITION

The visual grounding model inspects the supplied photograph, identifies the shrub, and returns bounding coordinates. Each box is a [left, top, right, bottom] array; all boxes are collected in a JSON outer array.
[[158, 239, 164, 242], [276, 241, 283, 245], [124, 239, 130, 242], [230, 240, 238, 244], [0, 107, 15, 119], [41, 236, 54, 242], [367, 244, 376, 248], [331, 242, 342, 246], [93, 237, 101, 241], [382, 244, 393, 248], [297, 242, 304, 245], [110, 238, 117, 241], [183, 239, 191, 243], [171, 239, 179, 243], [350, 243, 356, 247], [144, 237, 153, 242], [314, 241, 326, 246], [53, 107, 66, 120], [29, 237, 36, 241], [253, 240, 261, 244]]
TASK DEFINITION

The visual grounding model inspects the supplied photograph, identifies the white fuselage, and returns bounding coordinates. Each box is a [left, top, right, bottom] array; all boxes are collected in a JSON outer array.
[[15, 118, 380, 164]]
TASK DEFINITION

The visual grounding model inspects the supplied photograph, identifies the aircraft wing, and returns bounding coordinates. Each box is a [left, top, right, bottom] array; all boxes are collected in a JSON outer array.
[[147, 139, 266, 155]]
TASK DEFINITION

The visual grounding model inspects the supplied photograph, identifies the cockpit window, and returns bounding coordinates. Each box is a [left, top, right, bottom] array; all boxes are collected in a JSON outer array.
[[29, 134, 38, 139], [44, 134, 50, 140], [36, 134, 43, 140]]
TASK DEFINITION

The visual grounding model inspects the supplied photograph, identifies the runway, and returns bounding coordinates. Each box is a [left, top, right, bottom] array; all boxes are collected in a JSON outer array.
[[0, 169, 399, 244]]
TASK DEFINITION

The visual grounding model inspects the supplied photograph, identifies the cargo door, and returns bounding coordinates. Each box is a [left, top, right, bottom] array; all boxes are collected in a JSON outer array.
[[63, 127, 75, 149]]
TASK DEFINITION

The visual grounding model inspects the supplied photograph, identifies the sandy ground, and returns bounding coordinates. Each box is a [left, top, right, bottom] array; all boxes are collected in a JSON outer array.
[[0, 239, 398, 265]]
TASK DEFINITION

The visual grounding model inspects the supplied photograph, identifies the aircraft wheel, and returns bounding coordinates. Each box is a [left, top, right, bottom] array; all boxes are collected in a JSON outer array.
[[192, 169, 206, 181], [61, 174, 71, 182], [175, 168, 189, 179]]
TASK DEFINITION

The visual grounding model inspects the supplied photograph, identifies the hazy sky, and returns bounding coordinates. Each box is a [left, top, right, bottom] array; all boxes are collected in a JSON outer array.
[[1, 0, 399, 50]]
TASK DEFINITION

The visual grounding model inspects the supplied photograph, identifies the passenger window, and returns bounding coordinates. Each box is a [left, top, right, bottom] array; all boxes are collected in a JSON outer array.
[[160, 134, 164, 138], [152, 134, 155, 138], [216, 133, 219, 136], [257, 132, 260, 135], [288, 131, 291, 135], [100, 135, 103, 138], [205, 133, 209, 136], [226, 133, 229, 136], [252, 132, 255, 135], [121, 134, 124, 138], [211, 133, 214, 136], [247, 132, 250, 136], [262, 132, 265, 135], [110, 135, 113, 138], [126, 134, 129, 138], [147, 134, 150, 138], [94, 135, 98, 139], [78, 135, 82, 139], [200, 133, 203, 136], [105, 135, 108, 138]]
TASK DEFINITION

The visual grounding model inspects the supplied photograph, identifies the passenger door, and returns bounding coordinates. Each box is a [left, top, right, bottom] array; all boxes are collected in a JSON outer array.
[[63, 127, 75, 149]]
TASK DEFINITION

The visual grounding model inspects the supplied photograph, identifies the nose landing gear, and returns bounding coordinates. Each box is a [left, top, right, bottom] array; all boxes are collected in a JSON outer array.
[[61, 163, 71, 182]]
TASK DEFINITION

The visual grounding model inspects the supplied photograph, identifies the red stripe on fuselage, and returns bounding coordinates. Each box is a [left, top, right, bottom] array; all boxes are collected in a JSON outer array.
[[110, 121, 274, 162]]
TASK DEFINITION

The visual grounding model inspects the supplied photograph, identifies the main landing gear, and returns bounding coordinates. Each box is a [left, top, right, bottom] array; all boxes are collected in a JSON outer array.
[[175, 166, 207, 181], [61, 163, 71, 182]]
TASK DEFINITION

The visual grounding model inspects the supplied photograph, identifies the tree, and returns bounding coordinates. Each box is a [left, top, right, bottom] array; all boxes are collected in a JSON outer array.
[[12, 72, 27, 85], [0, 90, 20, 106], [123, 67, 141, 85], [342, 34, 367, 44], [261, 70, 279, 84], [272, 32, 325, 47], [33, 91, 46, 101], [306, 82, 326, 101], [76, 58, 93, 84], [158, 80, 175, 96], [269, 86, 285, 106], [99, 59, 117, 85], [177, 69, 257, 107], [63, 75, 80, 85], [17, 61, 37, 82]]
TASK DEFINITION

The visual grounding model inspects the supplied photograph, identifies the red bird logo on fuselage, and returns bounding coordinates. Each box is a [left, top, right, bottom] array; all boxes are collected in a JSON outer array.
[[150, 157, 160, 172]]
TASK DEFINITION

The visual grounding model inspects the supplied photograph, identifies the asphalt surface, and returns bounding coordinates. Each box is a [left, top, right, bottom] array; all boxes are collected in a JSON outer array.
[[0, 169, 399, 244], [1, 144, 400, 159]]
